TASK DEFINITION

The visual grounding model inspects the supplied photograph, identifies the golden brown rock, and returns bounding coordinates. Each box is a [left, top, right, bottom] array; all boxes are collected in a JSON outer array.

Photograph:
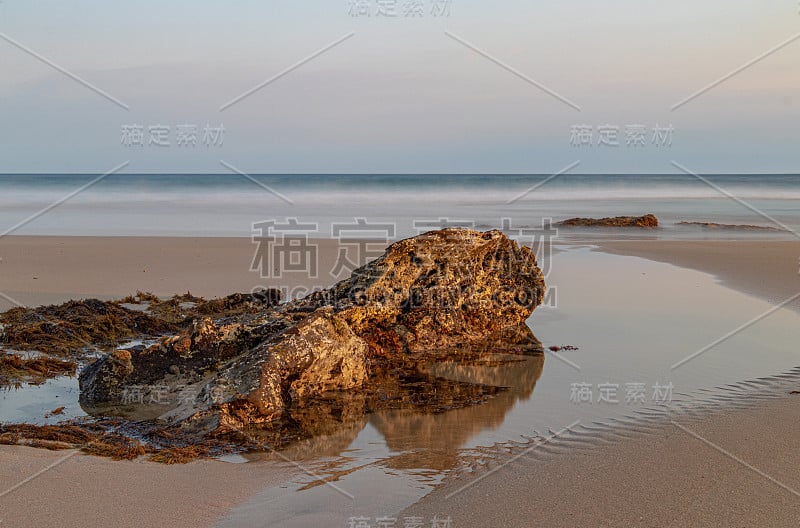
[[79, 228, 546, 433]]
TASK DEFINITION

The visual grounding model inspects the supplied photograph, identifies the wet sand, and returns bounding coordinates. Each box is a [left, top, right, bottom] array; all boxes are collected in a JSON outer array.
[[403, 239, 800, 527], [0, 445, 296, 528], [2, 236, 800, 527], [595, 240, 800, 313], [403, 396, 800, 527]]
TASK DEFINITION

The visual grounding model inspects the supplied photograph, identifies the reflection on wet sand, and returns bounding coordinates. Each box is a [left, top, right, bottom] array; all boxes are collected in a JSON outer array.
[[373, 352, 544, 471], [245, 325, 544, 467]]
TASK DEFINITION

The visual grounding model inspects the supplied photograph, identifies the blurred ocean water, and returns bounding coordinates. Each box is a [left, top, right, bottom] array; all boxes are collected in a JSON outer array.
[[1, 174, 798, 237]]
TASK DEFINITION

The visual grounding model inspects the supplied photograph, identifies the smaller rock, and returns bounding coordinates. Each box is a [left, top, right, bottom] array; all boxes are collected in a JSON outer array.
[[677, 221, 783, 232], [557, 214, 658, 228]]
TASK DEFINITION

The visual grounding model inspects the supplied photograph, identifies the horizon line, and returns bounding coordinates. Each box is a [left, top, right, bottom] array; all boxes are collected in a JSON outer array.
[[2, 172, 800, 177]]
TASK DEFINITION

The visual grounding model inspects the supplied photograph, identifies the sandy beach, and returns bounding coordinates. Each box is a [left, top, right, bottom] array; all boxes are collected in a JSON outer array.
[[0, 237, 347, 311], [5, 3, 799, 525], [3, 236, 797, 313], [1, 236, 799, 527]]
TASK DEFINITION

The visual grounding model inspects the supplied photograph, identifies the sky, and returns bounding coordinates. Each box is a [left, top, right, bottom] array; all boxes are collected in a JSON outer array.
[[0, 0, 798, 174]]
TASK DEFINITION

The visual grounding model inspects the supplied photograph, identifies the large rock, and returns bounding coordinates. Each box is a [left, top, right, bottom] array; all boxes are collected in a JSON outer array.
[[79, 229, 546, 432]]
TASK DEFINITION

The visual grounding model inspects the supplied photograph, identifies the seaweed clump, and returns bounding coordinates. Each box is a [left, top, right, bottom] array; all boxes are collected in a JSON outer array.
[[0, 423, 148, 460], [0, 421, 251, 464], [0, 354, 77, 387], [0, 299, 180, 358], [121, 290, 281, 325], [0, 290, 280, 387]]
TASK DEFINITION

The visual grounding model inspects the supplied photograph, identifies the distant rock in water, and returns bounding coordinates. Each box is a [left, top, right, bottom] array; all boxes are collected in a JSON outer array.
[[557, 214, 659, 228], [79, 229, 546, 436], [676, 221, 784, 232]]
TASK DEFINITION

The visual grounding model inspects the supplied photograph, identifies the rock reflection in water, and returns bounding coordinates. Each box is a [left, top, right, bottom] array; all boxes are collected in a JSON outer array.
[[372, 351, 543, 471], [247, 324, 544, 471]]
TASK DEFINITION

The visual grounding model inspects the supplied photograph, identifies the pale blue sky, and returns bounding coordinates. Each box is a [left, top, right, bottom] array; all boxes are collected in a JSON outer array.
[[1, 0, 798, 173]]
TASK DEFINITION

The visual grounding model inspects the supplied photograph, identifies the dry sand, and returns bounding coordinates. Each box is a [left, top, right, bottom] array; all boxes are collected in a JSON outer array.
[[0, 236, 345, 311], [1, 236, 800, 527]]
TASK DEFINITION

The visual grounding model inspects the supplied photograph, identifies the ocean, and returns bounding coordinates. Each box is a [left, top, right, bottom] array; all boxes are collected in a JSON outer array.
[[1, 174, 799, 237]]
